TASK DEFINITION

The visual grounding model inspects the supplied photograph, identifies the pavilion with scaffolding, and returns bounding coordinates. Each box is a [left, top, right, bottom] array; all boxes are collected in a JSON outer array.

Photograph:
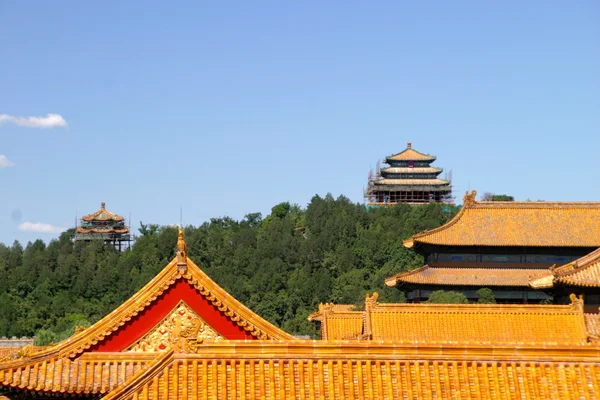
[[74, 202, 131, 251], [365, 142, 452, 206]]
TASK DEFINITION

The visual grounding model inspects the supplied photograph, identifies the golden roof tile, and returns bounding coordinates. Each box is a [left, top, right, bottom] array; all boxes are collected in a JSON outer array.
[[385, 265, 552, 287], [404, 190, 600, 248], [97, 343, 600, 400], [314, 293, 596, 345], [81, 202, 125, 222], [386, 142, 436, 162], [308, 304, 363, 340], [380, 167, 442, 174], [585, 313, 600, 340], [374, 178, 450, 186]]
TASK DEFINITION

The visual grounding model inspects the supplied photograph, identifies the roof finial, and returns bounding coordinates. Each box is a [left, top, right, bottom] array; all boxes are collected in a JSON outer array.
[[407, 142, 412, 149], [463, 190, 477, 207], [176, 228, 187, 274], [101, 202, 106, 209]]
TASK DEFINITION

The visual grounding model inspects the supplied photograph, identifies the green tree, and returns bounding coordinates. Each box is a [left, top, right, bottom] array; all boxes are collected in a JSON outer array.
[[476, 288, 496, 304], [426, 290, 469, 304]]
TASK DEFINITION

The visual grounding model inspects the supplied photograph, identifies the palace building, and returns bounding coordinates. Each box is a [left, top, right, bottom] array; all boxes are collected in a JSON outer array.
[[385, 190, 600, 308], [1, 230, 599, 399], [74, 202, 131, 251], [365, 142, 452, 206]]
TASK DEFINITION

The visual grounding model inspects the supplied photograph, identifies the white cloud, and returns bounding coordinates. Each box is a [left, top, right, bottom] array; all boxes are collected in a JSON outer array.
[[0, 113, 68, 129], [0, 155, 14, 168], [18, 222, 66, 234]]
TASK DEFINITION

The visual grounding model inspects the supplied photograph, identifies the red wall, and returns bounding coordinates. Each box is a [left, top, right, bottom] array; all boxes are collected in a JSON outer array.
[[91, 280, 254, 352]]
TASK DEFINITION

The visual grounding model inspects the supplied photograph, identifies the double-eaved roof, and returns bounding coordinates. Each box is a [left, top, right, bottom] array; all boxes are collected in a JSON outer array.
[[403, 190, 600, 248]]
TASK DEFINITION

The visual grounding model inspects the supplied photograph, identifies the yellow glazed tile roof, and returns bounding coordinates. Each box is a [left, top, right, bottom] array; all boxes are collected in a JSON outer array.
[[314, 293, 596, 345], [530, 247, 600, 288], [380, 167, 442, 174], [404, 190, 600, 248], [97, 346, 600, 400], [81, 202, 125, 222], [308, 304, 363, 340], [586, 313, 600, 339], [385, 265, 552, 287], [386, 142, 436, 162], [374, 178, 450, 186]]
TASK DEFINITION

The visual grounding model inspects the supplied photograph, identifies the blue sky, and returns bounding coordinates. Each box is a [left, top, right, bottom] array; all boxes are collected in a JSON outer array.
[[1, 1, 599, 245]]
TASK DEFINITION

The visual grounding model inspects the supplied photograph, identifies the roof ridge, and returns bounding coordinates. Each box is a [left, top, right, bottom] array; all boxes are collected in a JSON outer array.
[[404, 191, 474, 248], [1, 231, 293, 364]]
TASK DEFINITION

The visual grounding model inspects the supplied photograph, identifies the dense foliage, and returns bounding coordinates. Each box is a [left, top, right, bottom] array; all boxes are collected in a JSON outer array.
[[0, 195, 457, 343]]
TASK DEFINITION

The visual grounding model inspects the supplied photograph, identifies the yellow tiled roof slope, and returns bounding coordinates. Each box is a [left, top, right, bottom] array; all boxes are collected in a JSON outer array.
[[530, 247, 600, 288], [386, 142, 436, 162], [99, 345, 600, 400], [370, 303, 587, 344], [313, 293, 595, 345], [308, 304, 363, 340], [404, 190, 600, 248], [81, 202, 125, 222], [385, 265, 552, 287]]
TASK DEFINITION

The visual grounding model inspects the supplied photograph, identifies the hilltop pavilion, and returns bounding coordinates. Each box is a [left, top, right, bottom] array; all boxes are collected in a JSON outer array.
[[365, 142, 452, 206]]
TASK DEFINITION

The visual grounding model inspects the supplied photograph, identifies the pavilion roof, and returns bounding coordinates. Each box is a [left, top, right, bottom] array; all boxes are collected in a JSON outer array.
[[81, 202, 125, 222], [404, 190, 600, 248], [374, 178, 450, 186], [385, 265, 552, 287], [385, 142, 436, 162], [530, 247, 600, 289], [381, 166, 442, 174]]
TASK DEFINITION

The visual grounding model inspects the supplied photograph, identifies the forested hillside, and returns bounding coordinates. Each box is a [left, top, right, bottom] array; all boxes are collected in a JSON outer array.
[[0, 195, 457, 343]]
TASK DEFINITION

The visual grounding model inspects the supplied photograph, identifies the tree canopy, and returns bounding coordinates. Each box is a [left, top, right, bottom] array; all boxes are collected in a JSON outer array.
[[0, 195, 457, 342]]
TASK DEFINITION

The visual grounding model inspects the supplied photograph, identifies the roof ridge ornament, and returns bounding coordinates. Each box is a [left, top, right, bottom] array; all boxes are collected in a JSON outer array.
[[569, 293, 584, 311], [101, 202, 106, 209], [176, 229, 187, 274], [407, 142, 412, 149], [463, 190, 477, 206]]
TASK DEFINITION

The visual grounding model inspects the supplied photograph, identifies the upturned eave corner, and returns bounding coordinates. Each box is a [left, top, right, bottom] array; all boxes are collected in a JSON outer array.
[[384, 275, 398, 287], [402, 238, 414, 249], [529, 274, 554, 289]]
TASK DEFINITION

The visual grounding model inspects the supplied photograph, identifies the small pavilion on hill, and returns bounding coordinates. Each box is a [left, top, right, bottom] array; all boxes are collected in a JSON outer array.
[[386, 190, 600, 308], [365, 142, 452, 206], [74, 202, 131, 250], [1, 230, 599, 399]]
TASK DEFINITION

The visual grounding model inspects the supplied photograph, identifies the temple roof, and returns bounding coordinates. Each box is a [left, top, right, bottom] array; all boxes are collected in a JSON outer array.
[[308, 304, 363, 340], [530, 247, 600, 289], [385, 142, 436, 162], [380, 166, 442, 174], [374, 178, 450, 186], [312, 293, 597, 345], [404, 190, 600, 248], [81, 202, 125, 222], [99, 343, 600, 400], [385, 265, 552, 287], [76, 226, 129, 234]]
